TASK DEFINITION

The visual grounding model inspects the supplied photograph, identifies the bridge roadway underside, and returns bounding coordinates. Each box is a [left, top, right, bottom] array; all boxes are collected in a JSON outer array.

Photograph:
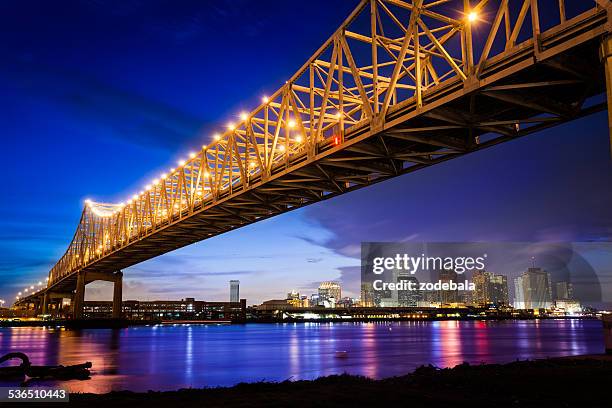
[[30, 12, 610, 308]]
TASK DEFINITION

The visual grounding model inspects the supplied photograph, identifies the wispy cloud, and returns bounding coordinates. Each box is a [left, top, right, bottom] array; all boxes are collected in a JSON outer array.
[[3, 62, 210, 153]]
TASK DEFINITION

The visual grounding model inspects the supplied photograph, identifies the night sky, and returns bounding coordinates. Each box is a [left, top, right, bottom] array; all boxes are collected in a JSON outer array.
[[1, 1, 611, 305]]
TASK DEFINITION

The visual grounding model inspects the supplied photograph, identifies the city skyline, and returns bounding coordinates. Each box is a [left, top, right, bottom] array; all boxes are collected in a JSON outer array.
[[266, 266, 585, 313], [2, 1, 612, 305]]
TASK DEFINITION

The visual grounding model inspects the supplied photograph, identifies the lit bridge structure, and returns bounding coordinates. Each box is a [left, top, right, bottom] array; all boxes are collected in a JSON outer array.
[[15, 0, 612, 318]]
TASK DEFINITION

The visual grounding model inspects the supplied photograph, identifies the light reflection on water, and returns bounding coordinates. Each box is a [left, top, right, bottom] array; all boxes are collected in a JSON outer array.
[[0, 320, 603, 393]]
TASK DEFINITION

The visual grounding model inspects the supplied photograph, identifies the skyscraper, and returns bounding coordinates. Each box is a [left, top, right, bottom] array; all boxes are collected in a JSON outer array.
[[360, 282, 374, 307], [555, 281, 574, 300], [514, 268, 552, 309], [397, 275, 420, 307], [489, 274, 509, 305], [514, 275, 525, 309], [318, 281, 341, 302], [439, 269, 458, 305], [473, 270, 509, 306], [473, 270, 489, 305], [230, 280, 240, 303]]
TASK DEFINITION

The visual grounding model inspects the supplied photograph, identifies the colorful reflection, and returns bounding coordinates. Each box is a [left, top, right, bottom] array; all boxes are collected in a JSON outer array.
[[0, 320, 603, 393]]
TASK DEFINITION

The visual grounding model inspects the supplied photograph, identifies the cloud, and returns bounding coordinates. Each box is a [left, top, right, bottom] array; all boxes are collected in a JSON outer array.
[[195, 271, 256, 276], [3, 61, 211, 153], [337, 244, 361, 258], [0, 260, 52, 273], [400, 233, 420, 242], [337, 266, 361, 298]]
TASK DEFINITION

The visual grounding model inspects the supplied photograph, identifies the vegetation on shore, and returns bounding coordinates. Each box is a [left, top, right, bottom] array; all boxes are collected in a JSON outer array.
[[47, 358, 612, 407]]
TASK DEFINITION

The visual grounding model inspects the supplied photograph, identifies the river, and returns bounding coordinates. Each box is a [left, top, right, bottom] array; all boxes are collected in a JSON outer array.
[[0, 319, 603, 393]]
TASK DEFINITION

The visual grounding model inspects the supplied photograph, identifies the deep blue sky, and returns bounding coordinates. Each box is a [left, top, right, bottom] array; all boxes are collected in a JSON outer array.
[[1, 0, 611, 305]]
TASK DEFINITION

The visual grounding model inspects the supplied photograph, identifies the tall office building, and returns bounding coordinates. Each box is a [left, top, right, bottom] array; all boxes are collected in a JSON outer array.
[[555, 281, 574, 300], [397, 275, 420, 307], [419, 289, 441, 307], [318, 281, 341, 302], [439, 269, 458, 304], [513, 267, 552, 309], [514, 275, 525, 309], [489, 274, 509, 305], [230, 280, 240, 303], [360, 282, 374, 307], [473, 270, 489, 305], [473, 270, 509, 306]]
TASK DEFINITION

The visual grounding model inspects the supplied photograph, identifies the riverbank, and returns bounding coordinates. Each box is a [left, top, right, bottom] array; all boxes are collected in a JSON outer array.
[[0, 315, 600, 328], [42, 357, 612, 407], [0, 318, 154, 328]]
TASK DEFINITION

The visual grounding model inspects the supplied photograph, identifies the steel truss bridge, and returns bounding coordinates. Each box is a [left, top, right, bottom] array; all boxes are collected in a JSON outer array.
[[15, 0, 612, 317]]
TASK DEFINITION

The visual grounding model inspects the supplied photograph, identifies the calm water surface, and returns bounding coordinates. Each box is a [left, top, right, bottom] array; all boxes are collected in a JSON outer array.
[[0, 320, 603, 393]]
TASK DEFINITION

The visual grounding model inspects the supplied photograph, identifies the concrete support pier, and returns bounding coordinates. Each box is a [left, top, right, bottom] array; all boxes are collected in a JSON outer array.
[[41, 292, 49, 315], [71, 270, 123, 319], [112, 271, 123, 319], [72, 272, 86, 319]]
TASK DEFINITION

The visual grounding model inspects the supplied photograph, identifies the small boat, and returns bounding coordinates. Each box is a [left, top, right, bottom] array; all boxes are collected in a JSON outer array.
[[0, 352, 92, 381], [335, 350, 349, 359]]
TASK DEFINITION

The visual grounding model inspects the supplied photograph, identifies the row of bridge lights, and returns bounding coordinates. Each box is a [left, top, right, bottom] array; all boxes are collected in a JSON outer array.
[[85, 99, 343, 216], [83, 10, 480, 215], [14, 278, 48, 301]]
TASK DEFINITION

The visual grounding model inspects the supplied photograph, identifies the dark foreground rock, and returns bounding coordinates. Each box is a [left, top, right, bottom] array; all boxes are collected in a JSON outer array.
[[14, 357, 612, 407]]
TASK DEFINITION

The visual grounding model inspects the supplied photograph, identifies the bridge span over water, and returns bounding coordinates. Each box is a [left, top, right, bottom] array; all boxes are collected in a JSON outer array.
[[15, 0, 612, 317]]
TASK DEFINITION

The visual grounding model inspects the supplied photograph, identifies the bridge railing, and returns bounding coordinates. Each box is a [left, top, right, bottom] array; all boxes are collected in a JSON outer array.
[[47, 0, 603, 286]]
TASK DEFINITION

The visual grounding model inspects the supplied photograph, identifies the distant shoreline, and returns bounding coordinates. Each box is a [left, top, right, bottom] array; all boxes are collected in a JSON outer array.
[[0, 315, 601, 329]]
